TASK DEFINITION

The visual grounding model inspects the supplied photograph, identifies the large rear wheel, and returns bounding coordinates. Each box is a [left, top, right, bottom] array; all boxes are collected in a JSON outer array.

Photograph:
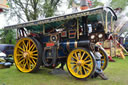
[[14, 37, 42, 72], [67, 48, 96, 79], [99, 48, 108, 70]]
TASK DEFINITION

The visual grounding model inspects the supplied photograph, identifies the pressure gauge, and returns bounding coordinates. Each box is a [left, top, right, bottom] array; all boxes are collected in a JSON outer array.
[[50, 35, 57, 42]]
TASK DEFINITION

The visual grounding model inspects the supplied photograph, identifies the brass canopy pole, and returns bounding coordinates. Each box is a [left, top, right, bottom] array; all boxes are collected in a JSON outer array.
[[77, 18, 79, 39], [43, 24, 45, 35], [105, 12, 108, 33]]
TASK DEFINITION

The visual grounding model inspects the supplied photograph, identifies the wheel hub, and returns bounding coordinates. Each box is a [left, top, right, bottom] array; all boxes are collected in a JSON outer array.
[[23, 52, 29, 58], [77, 60, 85, 66]]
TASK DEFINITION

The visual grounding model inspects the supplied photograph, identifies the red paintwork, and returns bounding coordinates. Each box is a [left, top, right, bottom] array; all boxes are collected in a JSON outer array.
[[46, 43, 55, 47], [0, 9, 3, 12]]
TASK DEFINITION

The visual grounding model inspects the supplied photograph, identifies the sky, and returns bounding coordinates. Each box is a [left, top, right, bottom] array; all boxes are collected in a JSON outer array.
[[0, 0, 109, 28], [0, 14, 6, 28]]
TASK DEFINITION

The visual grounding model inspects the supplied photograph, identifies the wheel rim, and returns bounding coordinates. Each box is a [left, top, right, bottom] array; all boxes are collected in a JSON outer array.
[[99, 49, 107, 70], [14, 38, 39, 72], [67, 49, 94, 79]]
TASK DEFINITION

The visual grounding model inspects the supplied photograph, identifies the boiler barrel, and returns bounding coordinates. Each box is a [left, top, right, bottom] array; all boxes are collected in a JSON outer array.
[[60, 40, 90, 50]]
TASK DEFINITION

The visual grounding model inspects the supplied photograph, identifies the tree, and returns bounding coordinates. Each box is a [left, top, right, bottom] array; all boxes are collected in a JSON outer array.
[[43, 0, 61, 17], [111, 0, 128, 9], [68, 0, 104, 9], [92, 0, 104, 7], [0, 29, 16, 44], [5, 0, 61, 22]]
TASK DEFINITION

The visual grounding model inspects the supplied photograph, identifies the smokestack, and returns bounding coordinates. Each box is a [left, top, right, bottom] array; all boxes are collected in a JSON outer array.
[[80, 0, 88, 10]]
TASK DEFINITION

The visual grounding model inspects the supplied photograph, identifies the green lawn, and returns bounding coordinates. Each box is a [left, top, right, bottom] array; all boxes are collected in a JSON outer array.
[[0, 57, 128, 85]]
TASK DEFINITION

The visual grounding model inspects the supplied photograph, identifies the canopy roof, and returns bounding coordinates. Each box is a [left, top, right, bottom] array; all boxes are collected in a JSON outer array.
[[4, 6, 117, 31], [4, 7, 104, 29]]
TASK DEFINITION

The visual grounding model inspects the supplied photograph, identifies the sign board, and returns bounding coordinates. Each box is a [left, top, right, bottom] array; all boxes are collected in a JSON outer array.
[[0, 0, 9, 9]]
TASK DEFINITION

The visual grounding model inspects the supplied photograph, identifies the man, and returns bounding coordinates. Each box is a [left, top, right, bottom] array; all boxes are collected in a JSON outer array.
[[92, 46, 108, 80]]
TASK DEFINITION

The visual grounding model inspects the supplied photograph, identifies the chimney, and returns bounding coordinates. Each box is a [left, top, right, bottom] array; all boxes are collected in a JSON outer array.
[[80, 0, 88, 10]]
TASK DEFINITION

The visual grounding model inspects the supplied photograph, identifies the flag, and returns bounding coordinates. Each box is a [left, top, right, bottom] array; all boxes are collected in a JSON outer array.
[[87, 0, 92, 7]]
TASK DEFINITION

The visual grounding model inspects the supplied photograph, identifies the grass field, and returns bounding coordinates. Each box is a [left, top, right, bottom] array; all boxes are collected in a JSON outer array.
[[0, 57, 128, 85]]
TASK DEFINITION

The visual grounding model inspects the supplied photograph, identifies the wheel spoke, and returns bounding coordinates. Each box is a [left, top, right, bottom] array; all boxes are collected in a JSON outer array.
[[18, 50, 24, 54], [25, 58, 28, 69], [30, 57, 36, 65], [26, 58, 30, 70], [72, 65, 77, 71], [70, 60, 76, 64], [82, 66, 88, 75], [85, 60, 92, 64], [74, 52, 79, 60], [29, 44, 34, 51], [76, 66, 79, 74], [22, 44, 26, 51], [18, 58, 25, 64], [78, 51, 81, 58], [84, 65, 91, 71], [75, 52, 78, 58], [71, 55, 77, 60], [16, 54, 23, 56], [32, 54, 38, 56], [23, 62, 27, 70], [26, 40, 29, 50], [28, 58, 34, 65], [79, 66, 83, 75], [71, 63, 77, 68], [84, 63, 92, 68], [32, 50, 38, 53], [18, 56, 24, 61], [23, 41, 27, 49], [31, 45, 36, 51], [83, 56, 89, 61], [31, 56, 38, 60], [18, 46, 25, 52], [28, 40, 31, 50], [81, 52, 85, 60]]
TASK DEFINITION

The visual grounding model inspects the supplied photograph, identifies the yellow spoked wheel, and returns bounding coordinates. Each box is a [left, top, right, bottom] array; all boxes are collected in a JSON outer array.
[[14, 37, 42, 73], [67, 48, 96, 79], [99, 48, 108, 70]]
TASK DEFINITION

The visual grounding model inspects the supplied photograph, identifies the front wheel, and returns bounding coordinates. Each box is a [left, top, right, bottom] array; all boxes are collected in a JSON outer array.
[[67, 48, 96, 79], [14, 37, 42, 73]]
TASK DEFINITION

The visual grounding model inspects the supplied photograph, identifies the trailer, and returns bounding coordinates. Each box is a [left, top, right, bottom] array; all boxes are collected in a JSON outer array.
[[4, 6, 117, 79]]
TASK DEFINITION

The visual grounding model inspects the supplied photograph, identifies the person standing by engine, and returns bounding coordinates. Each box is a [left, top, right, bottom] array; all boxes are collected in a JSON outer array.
[[94, 46, 108, 80]]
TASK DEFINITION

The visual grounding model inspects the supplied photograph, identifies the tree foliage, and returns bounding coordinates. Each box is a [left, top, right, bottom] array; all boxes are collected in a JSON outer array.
[[0, 29, 16, 44], [6, 0, 61, 22], [92, 0, 104, 7], [43, 0, 61, 17], [68, 0, 104, 9], [111, 0, 128, 9]]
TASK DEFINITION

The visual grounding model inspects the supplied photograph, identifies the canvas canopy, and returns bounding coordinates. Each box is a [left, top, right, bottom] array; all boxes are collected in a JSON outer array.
[[4, 6, 117, 33], [4, 7, 104, 29]]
